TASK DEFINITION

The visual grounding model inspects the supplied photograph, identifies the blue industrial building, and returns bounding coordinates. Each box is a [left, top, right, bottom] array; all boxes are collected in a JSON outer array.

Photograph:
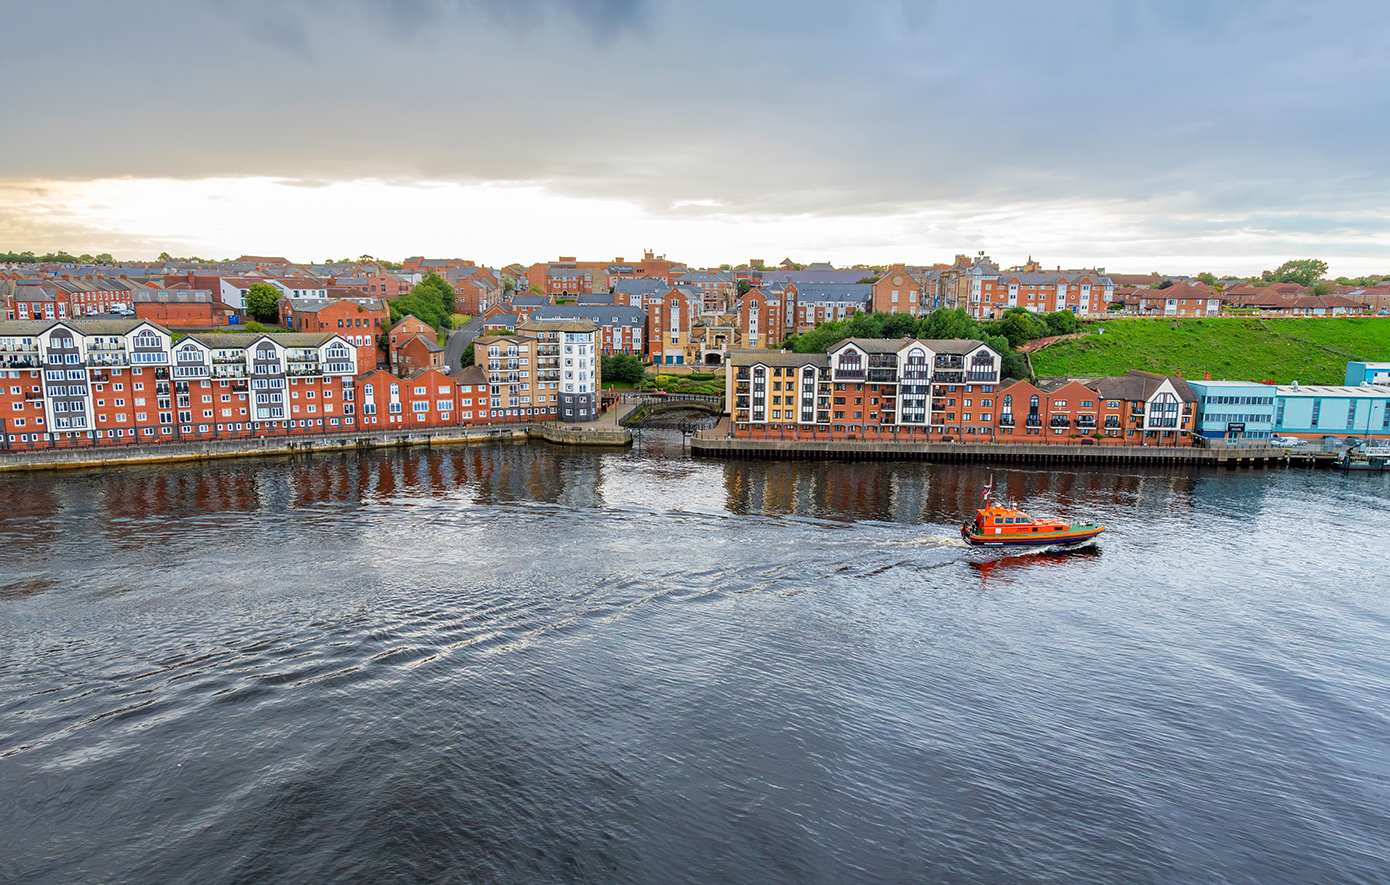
[[1187, 380, 1277, 441], [1273, 383, 1390, 441], [1345, 361, 1390, 386]]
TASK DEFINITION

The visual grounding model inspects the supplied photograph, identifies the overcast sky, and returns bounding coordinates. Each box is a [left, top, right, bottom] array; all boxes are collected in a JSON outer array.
[[3, 0, 1389, 273]]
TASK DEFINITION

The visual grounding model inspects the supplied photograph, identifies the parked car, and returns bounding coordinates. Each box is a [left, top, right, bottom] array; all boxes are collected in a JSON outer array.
[[1271, 435, 1304, 447], [1345, 436, 1365, 449]]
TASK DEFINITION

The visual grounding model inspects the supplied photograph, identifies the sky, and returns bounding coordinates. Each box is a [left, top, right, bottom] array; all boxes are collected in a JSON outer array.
[[3, 0, 1390, 275]]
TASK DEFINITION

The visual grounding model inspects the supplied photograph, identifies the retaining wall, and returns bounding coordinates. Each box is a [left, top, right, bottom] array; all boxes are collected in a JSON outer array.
[[690, 434, 1297, 467], [0, 422, 630, 473]]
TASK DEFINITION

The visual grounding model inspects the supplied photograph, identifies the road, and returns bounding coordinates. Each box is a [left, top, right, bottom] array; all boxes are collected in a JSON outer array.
[[443, 316, 483, 370]]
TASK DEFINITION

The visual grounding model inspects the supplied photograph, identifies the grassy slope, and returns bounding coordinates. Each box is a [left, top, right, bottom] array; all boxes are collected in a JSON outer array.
[[1030, 317, 1390, 384]]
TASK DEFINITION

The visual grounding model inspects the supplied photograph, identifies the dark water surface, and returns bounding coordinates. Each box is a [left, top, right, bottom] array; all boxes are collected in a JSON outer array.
[[2, 432, 1389, 884]]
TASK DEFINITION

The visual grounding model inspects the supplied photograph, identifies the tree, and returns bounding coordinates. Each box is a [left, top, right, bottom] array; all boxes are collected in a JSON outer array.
[[600, 353, 645, 384], [244, 283, 282, 323], [1042, 310, 1078, 336], [986, 334, 1030, 381], [157, 252, 173, 262], [1196, 271, 1217, 286], [387, 272, 456, 329], [917, 307, 981, 341], [856, 275, 881, 284], [461, 344, 474, 368], [991, 307, 1048, 349], [1270, 259, 1329, 288]]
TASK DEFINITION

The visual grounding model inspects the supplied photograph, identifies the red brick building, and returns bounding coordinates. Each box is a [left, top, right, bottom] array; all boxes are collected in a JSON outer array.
[[280, 297, 388, 371], [395, 334, 444, 374]]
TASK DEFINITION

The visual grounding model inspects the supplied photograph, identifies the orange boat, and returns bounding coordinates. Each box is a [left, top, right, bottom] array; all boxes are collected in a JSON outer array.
[[960, 484, 1105, 548]]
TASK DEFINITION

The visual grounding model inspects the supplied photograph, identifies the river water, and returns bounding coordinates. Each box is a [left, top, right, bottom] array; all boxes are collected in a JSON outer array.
[[2, 432, 1388, 884]]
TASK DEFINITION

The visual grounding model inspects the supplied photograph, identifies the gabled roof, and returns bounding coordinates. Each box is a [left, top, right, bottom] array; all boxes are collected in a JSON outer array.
[[450, 364, 488, 385], [190, 332, 343, 349], [402, 334, 443, 353], [1088, 370, 1195, 402], [389, 315, 433, 332]]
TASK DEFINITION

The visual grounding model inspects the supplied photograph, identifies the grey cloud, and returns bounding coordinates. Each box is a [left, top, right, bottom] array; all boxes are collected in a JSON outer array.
[[2, 0, 1389, 261]]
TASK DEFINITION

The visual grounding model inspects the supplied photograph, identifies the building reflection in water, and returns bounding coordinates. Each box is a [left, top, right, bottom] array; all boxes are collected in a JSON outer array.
[[0, 438, 1221, 571], [722, 459, 1203, 526]]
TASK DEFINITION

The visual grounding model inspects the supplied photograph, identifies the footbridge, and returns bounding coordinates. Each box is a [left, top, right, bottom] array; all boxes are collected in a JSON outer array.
[[620, 394, 724, 428]]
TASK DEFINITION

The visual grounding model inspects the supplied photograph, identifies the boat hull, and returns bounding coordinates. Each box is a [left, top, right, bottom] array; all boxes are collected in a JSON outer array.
[[961, 525, 1106, 548]]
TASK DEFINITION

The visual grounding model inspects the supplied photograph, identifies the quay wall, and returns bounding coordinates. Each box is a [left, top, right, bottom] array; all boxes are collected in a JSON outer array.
[[0, 423, 631, 473], [690, 434, 1323, 468]]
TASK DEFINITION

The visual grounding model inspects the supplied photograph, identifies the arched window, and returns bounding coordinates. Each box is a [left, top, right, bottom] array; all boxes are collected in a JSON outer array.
[[1003, 394, 1012, 409], [1029, 395, 1039, 410], [363, 384, 374, 397]]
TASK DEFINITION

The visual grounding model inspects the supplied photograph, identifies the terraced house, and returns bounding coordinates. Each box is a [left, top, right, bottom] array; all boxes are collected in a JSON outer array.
[[725, 338, 1002, 440], [0, 319, 361, 449]]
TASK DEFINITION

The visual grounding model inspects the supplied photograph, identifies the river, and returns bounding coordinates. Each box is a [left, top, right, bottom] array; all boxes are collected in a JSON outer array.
[[2, 431, 1388, 884]]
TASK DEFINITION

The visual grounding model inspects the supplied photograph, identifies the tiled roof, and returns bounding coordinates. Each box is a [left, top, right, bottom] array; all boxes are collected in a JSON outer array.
[[728, 348, 830, 368]]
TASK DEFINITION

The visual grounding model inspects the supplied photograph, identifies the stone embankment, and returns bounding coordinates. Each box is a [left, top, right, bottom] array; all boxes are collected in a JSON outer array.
[[0, 422, 631, 473]]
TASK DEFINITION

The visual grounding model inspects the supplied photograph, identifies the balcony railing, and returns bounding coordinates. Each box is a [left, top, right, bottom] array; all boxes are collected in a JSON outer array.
[[999, 414, 1015, 426], [966, 372, 998, 383], [1025, 416, 1042, 427], [1076, 417, 1097, 428], [1050, 416, 1071, 427], [835, 369, 865, 380], [867, 369, 898, 383], [932, 372, 964, 383]]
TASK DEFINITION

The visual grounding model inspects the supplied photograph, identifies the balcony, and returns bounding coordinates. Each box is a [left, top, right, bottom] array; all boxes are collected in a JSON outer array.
[[154, 368, 170, 380], [999, 414, 1015, 427], [1076, 416, 1097, 429], [85, 355, 129, 367], [2, 358, 41, 369], [90, 372, 110, 383], [1025, 416, 1042, 427], [835, 369, 865, 380], [867, 369, 898, 383], [24, 390, 43, 401], [212, 356, 245, 364], [1050, 416, 1071, 428], [1104, 417, 1121, 428], [932, 371, 964, 384], [965, 372, 998, 383]]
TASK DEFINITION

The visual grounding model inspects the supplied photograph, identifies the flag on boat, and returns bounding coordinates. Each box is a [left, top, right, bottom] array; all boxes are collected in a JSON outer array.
[[981, 484, 992, 502]]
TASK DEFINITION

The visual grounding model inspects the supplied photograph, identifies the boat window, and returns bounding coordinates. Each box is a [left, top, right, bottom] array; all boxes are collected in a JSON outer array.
[[1004, 517, 1013, 523], [994, 517, 1003, 524]]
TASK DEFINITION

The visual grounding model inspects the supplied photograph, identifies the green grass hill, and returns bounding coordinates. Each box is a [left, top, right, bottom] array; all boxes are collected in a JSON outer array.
[[1030, 317, 1390, 385]]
